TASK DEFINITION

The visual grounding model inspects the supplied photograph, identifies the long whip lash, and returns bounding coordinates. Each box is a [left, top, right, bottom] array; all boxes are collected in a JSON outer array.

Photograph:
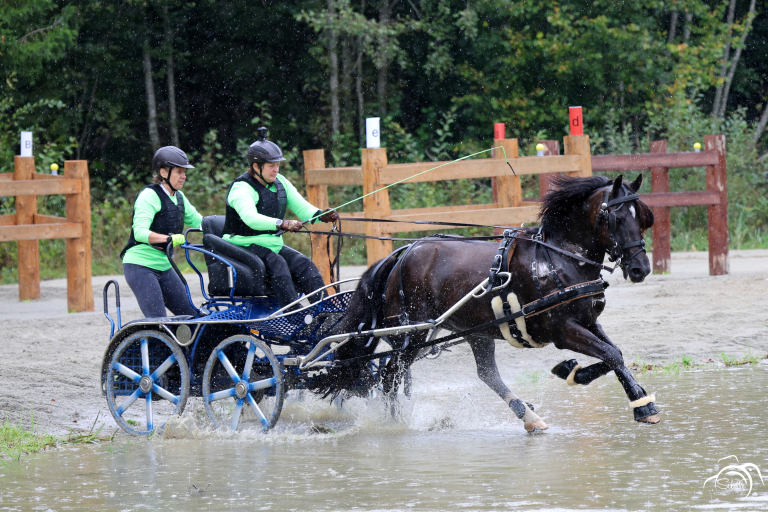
[[304, 146, 516, 224]]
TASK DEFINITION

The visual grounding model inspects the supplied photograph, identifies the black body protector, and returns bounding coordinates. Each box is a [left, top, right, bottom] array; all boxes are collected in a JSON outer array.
[[120, 184, 186, 258], [223, 172, 288, 237]]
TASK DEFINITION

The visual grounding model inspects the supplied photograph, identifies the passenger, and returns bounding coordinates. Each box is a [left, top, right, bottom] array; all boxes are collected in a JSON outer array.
[[121, 146, 203, 318], [223, 127, 339, 308]]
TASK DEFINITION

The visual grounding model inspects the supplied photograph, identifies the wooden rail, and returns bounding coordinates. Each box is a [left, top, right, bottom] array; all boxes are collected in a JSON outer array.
[[0, 157, 93, 312], [303, 135, 593, 275], [590, 135, 728, 275]]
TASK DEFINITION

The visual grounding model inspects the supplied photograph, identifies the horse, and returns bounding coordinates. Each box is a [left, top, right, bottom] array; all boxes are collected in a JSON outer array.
[[313, 174, 659, 431]]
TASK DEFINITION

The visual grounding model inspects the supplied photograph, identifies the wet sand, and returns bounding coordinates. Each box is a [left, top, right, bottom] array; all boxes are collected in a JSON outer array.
[[1, 249, 767, 435]]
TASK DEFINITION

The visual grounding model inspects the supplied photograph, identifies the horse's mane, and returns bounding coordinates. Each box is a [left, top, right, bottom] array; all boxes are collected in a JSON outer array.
[[538, 175, 612, 229]]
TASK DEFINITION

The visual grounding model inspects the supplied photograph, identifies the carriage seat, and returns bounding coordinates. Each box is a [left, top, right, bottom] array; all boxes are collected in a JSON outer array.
[[201, 215, 272, 297]]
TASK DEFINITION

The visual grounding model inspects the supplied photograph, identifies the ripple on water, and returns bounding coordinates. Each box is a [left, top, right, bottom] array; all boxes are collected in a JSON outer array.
[[1, 367, 767, 511]]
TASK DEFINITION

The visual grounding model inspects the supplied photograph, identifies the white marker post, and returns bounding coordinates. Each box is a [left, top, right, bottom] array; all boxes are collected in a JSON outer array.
[[20, 131, 33, 157], [366, 117, 381, 149]]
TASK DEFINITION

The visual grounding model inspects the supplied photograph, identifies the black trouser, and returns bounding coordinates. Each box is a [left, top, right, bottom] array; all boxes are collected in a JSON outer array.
[[123, 263, 198, 318], [244, 245, 326, 308]]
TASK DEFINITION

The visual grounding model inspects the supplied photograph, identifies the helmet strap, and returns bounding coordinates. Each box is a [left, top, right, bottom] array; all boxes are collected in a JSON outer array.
[[161, 167, 178, 193], [252, 162, 268, 184]]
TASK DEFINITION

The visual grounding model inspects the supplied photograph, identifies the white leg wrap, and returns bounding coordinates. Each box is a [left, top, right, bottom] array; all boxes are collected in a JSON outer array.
[[629, 394, 656, 409], [566, 364, 582, 386], [491, 294, 546, 348]]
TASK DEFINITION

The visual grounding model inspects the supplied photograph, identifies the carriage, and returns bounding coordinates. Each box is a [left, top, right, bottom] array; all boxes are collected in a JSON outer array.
[[101, 215, 376, 435]]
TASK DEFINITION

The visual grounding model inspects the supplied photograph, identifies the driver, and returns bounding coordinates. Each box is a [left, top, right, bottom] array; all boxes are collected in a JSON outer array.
[[222, 127, 339, 308]]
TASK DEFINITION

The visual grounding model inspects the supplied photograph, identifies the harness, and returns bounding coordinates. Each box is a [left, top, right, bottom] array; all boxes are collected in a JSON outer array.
[[223, 172, 288, 237], [120, 184, 186, 259]]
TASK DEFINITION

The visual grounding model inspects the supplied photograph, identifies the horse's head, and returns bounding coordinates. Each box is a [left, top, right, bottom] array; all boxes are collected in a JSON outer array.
[[589, 175, 654, 283]]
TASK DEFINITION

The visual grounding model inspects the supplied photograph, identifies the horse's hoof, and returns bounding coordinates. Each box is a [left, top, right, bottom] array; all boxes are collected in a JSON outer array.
[[523, 409, 548, 432], [524, 419, 549, 432], [637, 414, 661, 424], [551, 359, 579, 380]]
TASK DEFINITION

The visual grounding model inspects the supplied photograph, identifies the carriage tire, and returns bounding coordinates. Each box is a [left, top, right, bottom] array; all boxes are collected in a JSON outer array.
[[105, 330, 190, 436], [202, 335, 285, 432]]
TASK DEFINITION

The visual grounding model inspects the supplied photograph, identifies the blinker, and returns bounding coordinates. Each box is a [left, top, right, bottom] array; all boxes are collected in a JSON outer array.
[[609, 211, 617, 232]]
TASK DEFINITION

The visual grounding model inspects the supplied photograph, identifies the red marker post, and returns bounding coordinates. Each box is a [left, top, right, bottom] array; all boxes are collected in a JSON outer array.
[[569, 107, 583, 136], [494, 123, 505, 140]]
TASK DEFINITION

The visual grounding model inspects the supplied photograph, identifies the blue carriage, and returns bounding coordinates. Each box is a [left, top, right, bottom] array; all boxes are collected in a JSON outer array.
[[100, 216, 363, 436]]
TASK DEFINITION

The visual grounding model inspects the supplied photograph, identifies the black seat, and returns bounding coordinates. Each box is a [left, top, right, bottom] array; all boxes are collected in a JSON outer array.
[[201, 215, 271, 297]]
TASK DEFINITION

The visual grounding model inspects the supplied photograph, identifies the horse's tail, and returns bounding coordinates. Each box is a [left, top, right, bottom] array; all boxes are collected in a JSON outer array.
[[308, 255, 399, 399]]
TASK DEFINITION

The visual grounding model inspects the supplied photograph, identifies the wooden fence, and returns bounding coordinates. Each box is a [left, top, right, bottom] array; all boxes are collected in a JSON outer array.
[[304, 133, 728, 280], [0, 157, 93, 312], [303, 135, 593, 279]]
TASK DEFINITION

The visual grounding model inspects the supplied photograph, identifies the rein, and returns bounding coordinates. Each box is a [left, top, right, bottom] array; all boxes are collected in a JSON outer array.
[[333, 279, 608, 367]]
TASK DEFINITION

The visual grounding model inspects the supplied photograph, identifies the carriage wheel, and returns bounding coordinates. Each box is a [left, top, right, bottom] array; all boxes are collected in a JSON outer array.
[[202, 335, 285, 432], [105, 330, 189, 436]]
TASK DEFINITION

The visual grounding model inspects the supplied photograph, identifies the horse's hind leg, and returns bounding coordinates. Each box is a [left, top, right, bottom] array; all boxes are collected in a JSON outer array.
[[467, 337, 547, 432]]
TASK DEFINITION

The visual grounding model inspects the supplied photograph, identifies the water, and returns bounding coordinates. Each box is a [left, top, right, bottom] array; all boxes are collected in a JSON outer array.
[[2, 368, 767, 511]]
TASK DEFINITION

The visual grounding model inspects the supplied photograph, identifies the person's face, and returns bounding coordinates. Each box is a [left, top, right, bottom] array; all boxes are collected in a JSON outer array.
[[255, 162, 280, 183], [160, 167, 187, 190]]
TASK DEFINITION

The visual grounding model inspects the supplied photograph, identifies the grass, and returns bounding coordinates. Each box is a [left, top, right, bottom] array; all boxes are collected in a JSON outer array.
[[629, 351, 768, 374], [1, 411, 117, 465]]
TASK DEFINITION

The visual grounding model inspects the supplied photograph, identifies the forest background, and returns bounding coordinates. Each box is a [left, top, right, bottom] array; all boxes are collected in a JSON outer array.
[[1, 0, 768, 282]]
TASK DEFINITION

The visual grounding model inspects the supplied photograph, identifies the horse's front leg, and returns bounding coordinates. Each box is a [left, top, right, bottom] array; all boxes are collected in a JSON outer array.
[[551, 319, 660, 424], [467, 337, 547, 432]]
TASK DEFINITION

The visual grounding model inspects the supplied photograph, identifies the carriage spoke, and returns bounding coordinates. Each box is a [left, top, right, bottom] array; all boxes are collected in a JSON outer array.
[[146, 393, 153, 431], [217, 351, 241, 383], [113, 362, 141, 383], [150, 355, 177, 381], [241, 343, 257, 381], [207, 388, 237, 402], [140, 337, 150, 376], [248, 377, 277, 392], [115, 388, 143, 416], [152, 383, 180, 404], [230, 398, 244, 430], [246, 394, 269, 427]]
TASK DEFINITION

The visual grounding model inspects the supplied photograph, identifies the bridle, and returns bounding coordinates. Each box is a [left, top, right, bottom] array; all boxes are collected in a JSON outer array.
[[593, 185, 647, 271]]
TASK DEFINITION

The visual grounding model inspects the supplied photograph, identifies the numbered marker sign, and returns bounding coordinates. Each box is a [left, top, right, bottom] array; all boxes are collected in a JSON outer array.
[[20, 131, 32, 157], [569, 107, 583, 136], [366, 117, 381, 149]]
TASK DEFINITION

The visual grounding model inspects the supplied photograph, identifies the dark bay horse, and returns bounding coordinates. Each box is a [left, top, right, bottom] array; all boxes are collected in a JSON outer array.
[[314, 174, 659, 431]]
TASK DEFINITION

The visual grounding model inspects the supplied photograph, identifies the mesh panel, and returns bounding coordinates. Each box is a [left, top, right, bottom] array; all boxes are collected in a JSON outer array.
[[253, 291, 354, 343], [110, 337, 173, 396], [205, 303, 252, 322]]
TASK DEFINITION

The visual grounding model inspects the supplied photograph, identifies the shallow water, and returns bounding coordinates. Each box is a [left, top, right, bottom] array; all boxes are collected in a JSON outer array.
[[2, 367, 768, 511]]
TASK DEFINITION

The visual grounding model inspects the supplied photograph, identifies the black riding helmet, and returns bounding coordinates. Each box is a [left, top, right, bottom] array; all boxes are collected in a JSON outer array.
[[152, 146, 194, 192], [248, 127, 286, 181]]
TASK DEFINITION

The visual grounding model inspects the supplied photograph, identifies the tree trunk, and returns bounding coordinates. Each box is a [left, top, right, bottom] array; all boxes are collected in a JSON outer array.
[[377, 0, 390, 116], [667, 9, 678, 44], [683, 13, 692, 43], [712, 0, 737, 118], [716, 0, 757, 119], [163, 4, 179, 147], [143, 38, 160, 151], [327, 0, 340, 136], [356, 39, 365, 144], [752, 101, 768, 150]]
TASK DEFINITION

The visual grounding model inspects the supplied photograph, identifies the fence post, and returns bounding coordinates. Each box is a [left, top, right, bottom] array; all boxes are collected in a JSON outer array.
[[650, 140, 671, 274], [492, 138, 520, 208], [362, 147, 392, 265], [537, 140, 560, 196], [13, 156, 40, 301], [563, 135, 593, 178], [303, 149, 332, 284], [64, 160, 93, 312], [705, 135, 729, 275]]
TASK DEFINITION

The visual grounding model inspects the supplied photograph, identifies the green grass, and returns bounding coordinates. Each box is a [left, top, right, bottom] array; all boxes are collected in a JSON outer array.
[[1, 411, 117, 465], [0, 414, 56, 463], [629, 352, 767, 374]]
